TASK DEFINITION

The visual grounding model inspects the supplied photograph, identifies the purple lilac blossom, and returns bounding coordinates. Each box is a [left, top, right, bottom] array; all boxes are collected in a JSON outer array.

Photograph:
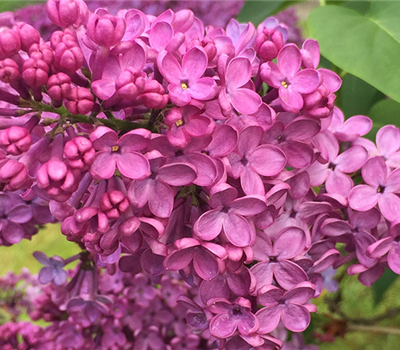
[[1, 0, 400, 349]]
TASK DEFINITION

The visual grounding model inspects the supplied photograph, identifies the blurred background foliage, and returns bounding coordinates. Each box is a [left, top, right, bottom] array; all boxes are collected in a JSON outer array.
[[0, 1, 42, 12], [1, 1, 400, 349]]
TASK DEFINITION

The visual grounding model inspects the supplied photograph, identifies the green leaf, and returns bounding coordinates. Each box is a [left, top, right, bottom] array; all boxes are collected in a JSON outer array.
[[365, 98, 400, 140], [372, 268, 398, 306], [237, 0, 285, 26], [307, 3, 400, 104], [274, 0, 302, 14], [326, 0, 346, 5], [343, 0, 371, 14], [339, 74, 385, 118]]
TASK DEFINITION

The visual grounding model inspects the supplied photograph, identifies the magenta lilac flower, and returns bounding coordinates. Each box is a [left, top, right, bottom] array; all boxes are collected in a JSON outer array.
[[0, 1, 399, 349]]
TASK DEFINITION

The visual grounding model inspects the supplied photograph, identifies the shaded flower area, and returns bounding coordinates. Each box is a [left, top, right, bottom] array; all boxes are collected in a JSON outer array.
[[0, 0, 399, 349]]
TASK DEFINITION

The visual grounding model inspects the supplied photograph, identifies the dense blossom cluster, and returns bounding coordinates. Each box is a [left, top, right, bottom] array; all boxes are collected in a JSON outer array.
[[0, 0, 399, 349]]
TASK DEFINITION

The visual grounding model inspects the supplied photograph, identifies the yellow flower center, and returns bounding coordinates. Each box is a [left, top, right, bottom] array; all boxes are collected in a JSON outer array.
[[175, 119, 184, 127], [281, 80, 289, 89], [112, 145, 120, 152], [181, 82, 188, 90]]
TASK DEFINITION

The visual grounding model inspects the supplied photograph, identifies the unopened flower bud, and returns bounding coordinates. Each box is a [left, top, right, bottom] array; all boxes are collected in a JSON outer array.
[[0, 126, 31, 155], [37, 158, 79, 201], [53, 41, 83, 76], [64, 136, 95, 169], [50, 29, 77, 49], [303, 85, 336, 118], [46, 0, 89, 28], [116, 69, 146, 100], [65, 87, 94, 115], [22, 58, 49, 88], [139, 80, 168, 109], [100, 190, 129, 219], [13, 22, 40, 52], [46, 72, 72, 101], [254, 28, 284, 62], [87, 11, 126, 48], [29, 43, 55, 66], [0, 158, 29, 190], [0, 27, 21, 59], [188, 37, 217, 62], [0, 59, 20, 83]]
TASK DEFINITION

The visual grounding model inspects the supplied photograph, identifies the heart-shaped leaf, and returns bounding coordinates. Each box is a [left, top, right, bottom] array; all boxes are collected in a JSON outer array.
[[308, 3, 400, 103]]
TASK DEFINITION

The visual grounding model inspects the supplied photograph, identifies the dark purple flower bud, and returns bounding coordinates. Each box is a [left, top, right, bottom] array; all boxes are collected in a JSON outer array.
[[13, 22, 40, 52], [53, 40, 83, 76], [0, 27, 21, 59], [37, 158, 80, 201], [87, 10, 126, 48], [0, 126, 31, 155], [50, 28, 77, 49], [303, 84, 336, 119], [65, 87, 94, 115], [115, 69, 146, 100], [0, 158, 29, 190], [188, 37, 217, 62], [254, 27, 284, 62], [100, 190, 129, 219], [29, 43, 55, 66], [0, 59, 20, 84], [64, 136, 95, 169], [46, 0, 89, 28], [37, 134, 80, 201], [139, 80, 168, 109], [22, 58, 49, 88], [46, 72, 72, 101]]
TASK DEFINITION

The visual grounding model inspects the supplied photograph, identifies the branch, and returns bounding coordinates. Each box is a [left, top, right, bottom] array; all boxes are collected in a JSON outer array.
[[348, 324, 400, 336]]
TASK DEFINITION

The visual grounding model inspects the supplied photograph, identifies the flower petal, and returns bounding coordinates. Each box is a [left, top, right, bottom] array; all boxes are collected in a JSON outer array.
[[194, 209, 224, 241], [210, 313, 238, 338], [223, 213, 255, 247], [249, 145, 286, 177], [255, 306, 281, 334], [116, 152, 150, 180], [183, 46, 207, 80], [226, 57, 252, 89], [230, 88, 261, 115], [281, 304, 310, 332], [193, 248, 219, 280]]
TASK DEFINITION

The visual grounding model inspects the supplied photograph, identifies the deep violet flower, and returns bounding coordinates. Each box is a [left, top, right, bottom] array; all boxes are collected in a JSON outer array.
[[208, 297, 259, 338], [2, 1, 400, 348], [158, 46, 217, 106], [261, 44, 320, 113], [164, 237, 227, 280], [226, 125, 286, 196], [218, 55, 262, 117], [89, 126, 151, 180], [250, 227, 309, 292], [33, 251, 67, 285], [0, 192, 32, 244], [349, 156, 400, 222], [256, 282, 316, 334], [193, 183, 266, 247], [368, 219, 400, 274]]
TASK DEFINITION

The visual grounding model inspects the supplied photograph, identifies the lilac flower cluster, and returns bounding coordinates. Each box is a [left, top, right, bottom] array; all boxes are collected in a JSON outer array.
[[0, 0, 399, 348], [0, 268, 203, 349], [9, 0, 244, 40]]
